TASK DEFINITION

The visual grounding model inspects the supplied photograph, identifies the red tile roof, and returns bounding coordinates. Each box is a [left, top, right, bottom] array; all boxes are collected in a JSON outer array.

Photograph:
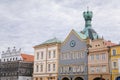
[[21, 53, 34, 62], [104, 40, 117, 47]]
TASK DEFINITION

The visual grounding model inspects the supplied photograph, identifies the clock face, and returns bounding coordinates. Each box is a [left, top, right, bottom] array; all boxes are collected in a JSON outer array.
[[70, 40, 76, 47]]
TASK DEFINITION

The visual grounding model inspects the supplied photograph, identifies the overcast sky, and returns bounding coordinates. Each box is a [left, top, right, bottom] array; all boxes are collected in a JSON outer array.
[[0, 0, 120, 57]]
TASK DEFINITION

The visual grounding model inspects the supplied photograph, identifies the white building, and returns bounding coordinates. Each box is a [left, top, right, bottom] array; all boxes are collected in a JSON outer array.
[[33, 38, 61, 80], [0, 47, 34, 80]]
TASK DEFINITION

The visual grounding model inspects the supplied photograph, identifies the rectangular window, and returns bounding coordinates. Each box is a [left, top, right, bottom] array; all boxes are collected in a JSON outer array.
[[48, 64, 50, 71], [36, 65, 39, 72], [40, 64, 43, 72], [102, 65, 106, 72], [48, 51, 51, 58], [81, 65, 84, 72], [73, 66, 76, 72], [113, 62, 117, 68], [112, 49, 116, 56], [81, 52, 84, 58], [53, 50, 56, 58], [96, 54, 99, 60], [90, 67, 94, 73], [60, 67, 63, 73], [102, 54, 106, 60], [53, 64, 55, 71], [36, 52, 39, 60], [90, 55, 94, 60], [41, 52, 43, 59], [96, 67, 100, 73]]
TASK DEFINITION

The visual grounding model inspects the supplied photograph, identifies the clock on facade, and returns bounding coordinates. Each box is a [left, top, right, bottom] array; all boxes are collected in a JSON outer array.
[[70, 40, 76, 47]]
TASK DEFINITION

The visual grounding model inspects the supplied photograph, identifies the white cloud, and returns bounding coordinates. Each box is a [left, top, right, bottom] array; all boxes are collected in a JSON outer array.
[[0, 0, 120, 58]]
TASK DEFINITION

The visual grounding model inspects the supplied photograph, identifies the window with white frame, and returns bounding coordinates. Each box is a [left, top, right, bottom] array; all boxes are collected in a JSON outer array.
[[48, 64, 50, 71], [90, 54, 94, 60], [78, 52, 81, 58], [96, 54, 99, 60], [102, 65, 106, 72], [48, 51, 51, 58], [60, 67, 63, 73], [71, 52, 73, 59], [67, 52, 70, 59], [90, 67, 94, 73], [66, 53, 68, 60], [41, 52, 43, 59], [96, 66, 100, 73], [36, 52, 39, 60], [40, 64, 43, 72], [81, 52, 84, 58], [73, 66, 76, 72], [76, 52, 79, 59], [112, 49, 116, 56], [36, 65, 39, 72], [53, 50, 56, 58], [102, 53, 106, 60], [53, 64, 55, 71], [81, 65, 84, 72], [113, 62, 117, 69], [68, 66, 72, 72]]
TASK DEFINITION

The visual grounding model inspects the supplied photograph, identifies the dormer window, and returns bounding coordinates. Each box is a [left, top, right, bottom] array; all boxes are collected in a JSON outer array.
[[112, 49, 116, 56]]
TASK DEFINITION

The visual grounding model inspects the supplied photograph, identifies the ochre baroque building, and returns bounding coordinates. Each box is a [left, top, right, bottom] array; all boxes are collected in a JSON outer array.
[[33, 38, 61, 80], [110, 45, 120, 80]]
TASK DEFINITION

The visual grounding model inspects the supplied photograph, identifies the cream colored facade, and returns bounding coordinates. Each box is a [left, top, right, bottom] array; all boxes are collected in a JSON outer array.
[[33, 43, 61, 80], [88, 39, 111, 80]]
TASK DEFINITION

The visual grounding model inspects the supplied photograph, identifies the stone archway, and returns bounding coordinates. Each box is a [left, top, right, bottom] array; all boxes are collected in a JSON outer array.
[[74, 77, 84, 80], [62, 77, 69, 80], [116, 76, 120, 80], [93, 77, 105, 80]]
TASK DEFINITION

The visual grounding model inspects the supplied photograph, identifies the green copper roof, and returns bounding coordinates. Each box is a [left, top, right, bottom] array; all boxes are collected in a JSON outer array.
[[82, 9, 99, 40], [74, 30, 87, 40], [83, 10, 93, 27], [82, 26, 99, 40], [41, 37, 61, 44]]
